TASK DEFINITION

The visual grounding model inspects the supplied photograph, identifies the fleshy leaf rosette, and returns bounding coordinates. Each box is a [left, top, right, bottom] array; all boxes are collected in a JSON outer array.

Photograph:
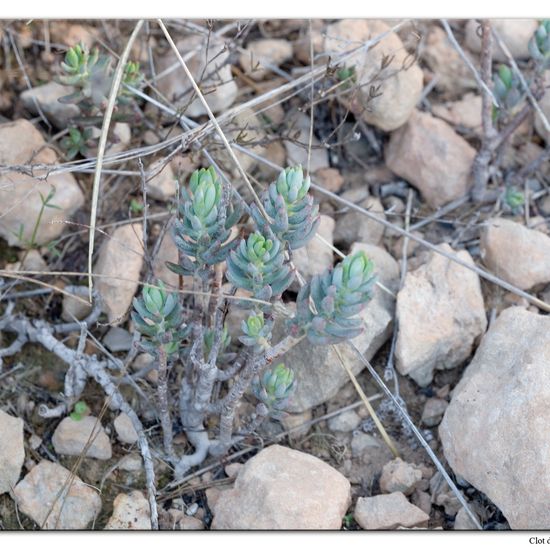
[[226, 231, 294, 302], [493, 65, 523, 112], [58, 43, 113, 107], [252, 363, 295, 419], [168, 166, 241, 281], [239, 311, 273, 352], [131, 281, 188, 356], [529, 20, 550, 68], [58, 43, 145, 109], [252, 165, 320, 250], [291, 251, 376, 345]]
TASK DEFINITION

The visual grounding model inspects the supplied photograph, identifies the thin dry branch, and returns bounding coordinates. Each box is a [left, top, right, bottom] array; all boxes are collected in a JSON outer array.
[[87, 20, 145, 301]]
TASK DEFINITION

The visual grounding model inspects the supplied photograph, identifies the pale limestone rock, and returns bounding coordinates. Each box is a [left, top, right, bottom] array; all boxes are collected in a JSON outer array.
[[440, 307, 550, 529], [14, 460, 101, 529], [212, 445, 351, 529], [94, 223, 144, 323]]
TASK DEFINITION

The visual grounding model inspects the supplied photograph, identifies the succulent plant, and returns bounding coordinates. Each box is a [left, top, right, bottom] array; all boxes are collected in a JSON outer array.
[[529, 20, 550, 68], [60, 127, 93, 160], [168, 167, 242, 281], [493, 64, 524, 113], [131, 281, 188, 356], [226, 231, 294, 302], [291, 250, 376, 345], [239, 311, 273, 352], [203, 324, 231, 358], [251, 363, 295, 419], [252, 166, 320, 250], [58, 42, 145, 111], [504, 186, 525, 213], [58, 43, 112, 108]]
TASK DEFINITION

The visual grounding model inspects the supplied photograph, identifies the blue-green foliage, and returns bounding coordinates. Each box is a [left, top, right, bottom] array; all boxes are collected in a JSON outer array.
[[226, 231, 294, 302], [239, 311, 273, 352], [529, 20, 550, 69], [292, 251, 376, 345], [131, 281, 188, 356], [252, 166, 320, 250], [58, 43, 144, 109], [493, 64, 523, 112], [168, 166, 242, 281], [203, 324, 232, 359], [251, 363, 295, 419]]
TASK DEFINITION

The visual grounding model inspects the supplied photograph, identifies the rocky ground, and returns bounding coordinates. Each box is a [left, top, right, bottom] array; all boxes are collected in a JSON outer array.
[[0, 18, 550, 531]]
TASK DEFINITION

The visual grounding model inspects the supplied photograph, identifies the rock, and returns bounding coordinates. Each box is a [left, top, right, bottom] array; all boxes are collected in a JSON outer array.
[[152, 230, 179, 289], [87, 122, 131, 157], [314, 167, 345, 194], [454, 507, 480, 530], [155, 35, 238, 117], [421, 26, 477, 95], [14, 460, 102, 529], [465, 19, 538, 62], [239, 39, 293, 80], [0, 119, 84, 247], [395, 244, 487, 386], [206, 486, 230, 511], [52, 416, 112, 460], [258, 140, 286, 180], [279, 243, 398, 412], [391, 231, 422, 259], [95, 223, 144, 323], [480, 217, 550, 290], [50, 23, 97, 49], [349, 432, 397, 486], [211, 445, 350, 529], [168, 509, 205, 530], [29, 434, 42, 451], [534, 71, 550, 144], [440, 307, 550, 529], [328, 409, 362, 432], [280, 409, 313, 439], [114, 413, 138, 445], [354, 493, 429, 530], [20, 82, 79, 128], [324, 20, 423, 131], [118, 453, 143, 472], [351, 432, 382, 457], [379, 458, 423, 496], [61, 286, 93, 322], [290, 214, 334, 290], [103, 327, 133, 352], [217, 107, 267, 176], [412, 490, 432, 516], [432, 93, 483, 133], [5, 249, 49, 273], [225, 463, 244, 479], [333, 189, 386, 247], [0, 410, 24, 494], [293, 19, 325, 64], [421, 398, 448, 427], [105, 491, 151, 530], [146, 159, 176, 201], [284, 112, 329, 172], [385, 110, 477, 208], [131, 353, 158, 386]]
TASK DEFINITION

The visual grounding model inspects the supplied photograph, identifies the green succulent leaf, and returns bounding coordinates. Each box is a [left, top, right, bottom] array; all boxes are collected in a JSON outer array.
[[291, 251, 376, 345], [226, 231, 294, 302], [132, 281, 187, 356], [529, 20, 550, 68], [170, 166, 241, 281], [251, 166, 320, 250], [252, 363, 295, 417]]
